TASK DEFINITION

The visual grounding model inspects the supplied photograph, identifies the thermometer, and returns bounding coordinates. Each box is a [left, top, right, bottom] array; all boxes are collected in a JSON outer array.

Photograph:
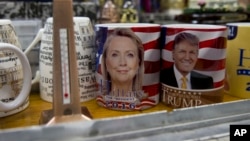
[[59, 29, 71, 105], [41, 0, 91, 125]]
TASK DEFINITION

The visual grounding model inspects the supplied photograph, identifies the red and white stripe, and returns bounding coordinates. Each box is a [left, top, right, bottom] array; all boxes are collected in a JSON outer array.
[[96, 95, 158, 110], [161, 27, 227, 88], [96, 25, 161, 110]]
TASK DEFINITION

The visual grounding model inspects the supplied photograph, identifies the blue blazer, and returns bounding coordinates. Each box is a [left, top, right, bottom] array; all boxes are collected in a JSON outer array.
[[160, 67, 214, 89]]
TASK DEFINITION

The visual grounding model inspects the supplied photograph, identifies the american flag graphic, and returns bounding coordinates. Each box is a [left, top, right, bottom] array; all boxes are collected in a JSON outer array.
[[161, 25, 227, 88], [95, 23, 161, 110]]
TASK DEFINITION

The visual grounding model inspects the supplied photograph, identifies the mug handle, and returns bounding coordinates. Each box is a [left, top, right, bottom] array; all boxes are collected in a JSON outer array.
[[24, 28, 44, 55], [0, 43, 32, 112], [24, 28, 44, 85]]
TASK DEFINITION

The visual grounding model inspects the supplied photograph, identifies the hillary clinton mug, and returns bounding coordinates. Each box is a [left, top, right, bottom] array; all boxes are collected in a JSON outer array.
[[161, 24, 227, 108], [95, 23, 161, 111], [225, 23, 250, 99]]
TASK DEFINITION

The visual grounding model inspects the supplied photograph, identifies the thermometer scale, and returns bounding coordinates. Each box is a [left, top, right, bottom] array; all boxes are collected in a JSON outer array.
[[60, 28, 71, 105]]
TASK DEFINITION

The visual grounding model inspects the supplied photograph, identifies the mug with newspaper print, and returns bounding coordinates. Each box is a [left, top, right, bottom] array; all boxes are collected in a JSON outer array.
[[0, 19, 32, 117], [25, 17, 97, 102]]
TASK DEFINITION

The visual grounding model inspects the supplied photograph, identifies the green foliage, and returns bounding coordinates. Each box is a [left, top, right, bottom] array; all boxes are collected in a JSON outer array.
[[183, 7, 245, 14], [247, 4, 250, 12]]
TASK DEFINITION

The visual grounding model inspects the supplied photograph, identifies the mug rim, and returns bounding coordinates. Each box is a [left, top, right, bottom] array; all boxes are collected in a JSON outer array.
[[161, 24, 226, 29], [46, 17, 90, 22], [95, 23, 160, 28], [226, 22, 250, 26], [0, 19, 11, 25]]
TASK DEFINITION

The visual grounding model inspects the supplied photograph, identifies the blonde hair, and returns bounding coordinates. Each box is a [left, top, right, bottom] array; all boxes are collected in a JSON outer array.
[[101, 28, 144, 91]]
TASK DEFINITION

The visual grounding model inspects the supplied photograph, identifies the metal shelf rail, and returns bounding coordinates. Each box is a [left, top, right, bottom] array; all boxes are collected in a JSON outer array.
[[0, 99, 249, 141]]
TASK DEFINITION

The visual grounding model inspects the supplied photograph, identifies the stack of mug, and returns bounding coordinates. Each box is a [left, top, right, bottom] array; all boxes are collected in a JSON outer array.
[[1, 17, 249, 117], [94, 23, 227, 110], [0, 17, 97, 117], [94, 22, 250, 110]]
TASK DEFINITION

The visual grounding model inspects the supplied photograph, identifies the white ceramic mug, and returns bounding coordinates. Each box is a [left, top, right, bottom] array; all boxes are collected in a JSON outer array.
[[0, 43, 31, 113], [0, 20, 33, 118], [0, 20, 32, 117], [25, 17, 97, 102]]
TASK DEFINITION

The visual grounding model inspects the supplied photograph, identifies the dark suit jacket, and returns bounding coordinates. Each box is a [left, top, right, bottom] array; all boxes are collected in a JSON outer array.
[[160, 66, 214, 89]]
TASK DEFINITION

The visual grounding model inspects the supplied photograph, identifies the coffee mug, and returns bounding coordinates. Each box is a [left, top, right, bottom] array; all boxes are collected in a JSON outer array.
[[26, 17, 97, 102], [95, 23, 161, 111], [0, 20, 32, 117], [161, 24, 227, 108], [226, 23, 250, 99]]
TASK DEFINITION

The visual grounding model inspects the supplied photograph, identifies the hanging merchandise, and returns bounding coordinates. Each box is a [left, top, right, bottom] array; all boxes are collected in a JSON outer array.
[[99, 0, 120, 23], [120, 0, 139, 23]]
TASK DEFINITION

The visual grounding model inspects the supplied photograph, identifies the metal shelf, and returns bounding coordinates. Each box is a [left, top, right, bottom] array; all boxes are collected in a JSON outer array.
[[0, 99, 249, 141]]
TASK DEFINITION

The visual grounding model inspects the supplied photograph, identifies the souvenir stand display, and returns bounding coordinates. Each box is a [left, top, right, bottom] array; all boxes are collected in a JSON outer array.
[[0, 0, 250, 141]]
